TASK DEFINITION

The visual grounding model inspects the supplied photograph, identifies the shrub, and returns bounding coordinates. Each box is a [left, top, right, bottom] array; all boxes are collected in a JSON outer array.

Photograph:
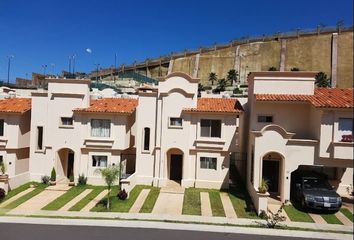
[[268, 66, 277, 71], [0, 162, 5, 175], [117, 189, 128, 200], [258, 178, 269, 193], [291, 67, 300, 71], [239, 84, 248, 88], [233, 88, 243, 94], [0, 188, 5, 201], [41, 175, 50, 185], [50, 167, 56, 182], [260, 204, 286, 228], [69, 174, 74, 183], [78, 174, 87, 186]]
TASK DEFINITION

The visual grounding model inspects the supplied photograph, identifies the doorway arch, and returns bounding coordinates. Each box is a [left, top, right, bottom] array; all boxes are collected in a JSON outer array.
[[57, 148, 75, 180], [166, 148, 183, 183]]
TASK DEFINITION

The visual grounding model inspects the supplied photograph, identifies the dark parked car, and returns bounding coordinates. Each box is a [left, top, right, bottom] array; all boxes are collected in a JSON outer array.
[[291, 171, 342, 212]]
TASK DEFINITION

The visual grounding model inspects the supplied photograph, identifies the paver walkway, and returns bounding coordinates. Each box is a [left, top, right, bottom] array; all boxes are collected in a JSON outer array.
[[0, 188, 35, 208], [59, 189, 93, 211], [335, 211, 352, 226], [220, 192, 237, 218], [129, 189, 151, 213], [268, 204, 290, 222], [9, 190, 66, 215], [81, 190, 108, 212], [152, 192, 184, 215], [200, 192, 212, 217], [308, 213, 326, 224], [46, 184, 72, 191]]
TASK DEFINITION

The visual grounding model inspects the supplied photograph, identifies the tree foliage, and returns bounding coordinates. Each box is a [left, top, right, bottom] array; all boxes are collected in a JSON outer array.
[[208, 72, 217, 86], [212, 78, 227, 93], [315, 72, 331, 87], [227, 69, 238, 85], [95, 165, 120, 209]]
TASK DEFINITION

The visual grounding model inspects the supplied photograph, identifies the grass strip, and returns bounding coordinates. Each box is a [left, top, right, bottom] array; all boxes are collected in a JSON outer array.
[[320, 214, 343, 225], [340, 208, 353, 222], [69, 186, 105, 211], [92, 185, 144, 212], [209, 191, 225, 217], [182, 188, 201, 215], [4, 183, 47, 210], [139, 187, 160, 213], [283, 205, 314, 222], [228, 187, 258, 219], [42, 186, 87, 210], [0, 182, 32, 203]]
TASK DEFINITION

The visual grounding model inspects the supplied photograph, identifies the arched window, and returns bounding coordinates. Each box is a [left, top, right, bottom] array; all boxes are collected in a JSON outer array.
[[144, 127, 150, 151]]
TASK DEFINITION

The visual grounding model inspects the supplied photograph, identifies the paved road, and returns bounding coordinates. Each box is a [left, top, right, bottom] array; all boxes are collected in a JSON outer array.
[[0, 223, 324, 240]]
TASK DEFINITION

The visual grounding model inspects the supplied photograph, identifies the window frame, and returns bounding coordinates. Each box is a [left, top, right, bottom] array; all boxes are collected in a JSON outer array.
[[143, 127, 150, 151], [92, 155, 108, 168], [200, 157, 217, 170], [0, 119, 4, 137], [90, 119, 111, 138], [257, 115, 273, 123], [338, 118, 353, 141], [200, 119, 222, 138], [59, 117, 74, 128], [36, 126, 44, 150], [168, 117, 183, 129]]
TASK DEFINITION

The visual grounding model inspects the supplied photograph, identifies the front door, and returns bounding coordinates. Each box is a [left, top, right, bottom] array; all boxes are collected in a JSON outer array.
[[170, 154, 182, 181], [262, 160, 279, 193], [67, 152, 74, 178]]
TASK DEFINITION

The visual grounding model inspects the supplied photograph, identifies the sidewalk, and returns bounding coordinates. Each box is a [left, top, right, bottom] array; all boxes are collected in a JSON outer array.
[[4, 208, 353, 234], [0, 216, 351, 240]]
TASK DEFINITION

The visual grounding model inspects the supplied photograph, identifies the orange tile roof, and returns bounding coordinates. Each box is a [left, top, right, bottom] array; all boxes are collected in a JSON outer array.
[[0, 98, 31, 114], [183, 98, 243, 113], [74, 98, 138, 114], [255, 88, 353, 108]]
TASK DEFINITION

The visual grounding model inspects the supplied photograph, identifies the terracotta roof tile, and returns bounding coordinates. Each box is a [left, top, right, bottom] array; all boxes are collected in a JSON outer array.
[[74, 98, 138, 114], [183, 98, 243, 113], [0, 98, 31, 114], [255, 88, 353, 108]]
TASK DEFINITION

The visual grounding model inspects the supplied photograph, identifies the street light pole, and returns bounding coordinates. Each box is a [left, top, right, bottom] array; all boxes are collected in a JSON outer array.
[[7, 55, 14, 85]]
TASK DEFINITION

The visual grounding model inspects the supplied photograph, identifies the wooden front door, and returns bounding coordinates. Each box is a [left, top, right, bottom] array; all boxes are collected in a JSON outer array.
[[170, 154, 182, 181], [67, 152, 74, 178]]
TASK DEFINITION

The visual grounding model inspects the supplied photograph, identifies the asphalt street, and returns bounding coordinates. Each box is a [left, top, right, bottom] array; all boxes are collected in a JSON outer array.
[[0, 222, 327, 240]]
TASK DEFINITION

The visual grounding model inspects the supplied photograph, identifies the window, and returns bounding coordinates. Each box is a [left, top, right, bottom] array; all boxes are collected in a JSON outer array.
[[257, 115, 273, 123], [91, 119, 111, 137], [0, 156, 3, 165], [0, 119, 3, 136], [169, 117, 182, 127], [61, 117, 73, 126], [143, 127, 150, 151], [92, 155, 108, 167], [338, 118, 353, 141], [37, 126, 43, 150], [200, 157, 217, 170], [201, 119, 221, 138]]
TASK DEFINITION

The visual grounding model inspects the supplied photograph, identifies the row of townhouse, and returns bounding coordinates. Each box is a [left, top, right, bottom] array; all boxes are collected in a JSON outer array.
[[0, 71, 352, 213]]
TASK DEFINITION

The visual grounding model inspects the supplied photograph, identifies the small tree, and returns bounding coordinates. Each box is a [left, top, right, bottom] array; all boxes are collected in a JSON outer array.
[[50, 167, 56, 182], [315, 72, 331, 87], [95, 165, 120, 209], [208, 72, 217, 86], [227, 69, 238, 85], [260, 204, 286, 228], [212, 78, 227, 93]]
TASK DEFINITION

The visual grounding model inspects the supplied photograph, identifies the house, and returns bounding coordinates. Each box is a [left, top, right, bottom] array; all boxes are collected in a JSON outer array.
[[124, 72, 244, 191], [0, 97, 31, 191], [246, 72, 353, 214], [29, 79, 137, 185]]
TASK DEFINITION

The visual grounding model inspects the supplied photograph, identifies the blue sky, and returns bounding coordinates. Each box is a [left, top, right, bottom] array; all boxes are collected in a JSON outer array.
[[0, 0, 353, 82]]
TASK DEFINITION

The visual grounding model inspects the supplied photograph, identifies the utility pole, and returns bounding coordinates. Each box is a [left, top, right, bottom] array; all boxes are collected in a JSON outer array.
[[7, 55, 14, 84]]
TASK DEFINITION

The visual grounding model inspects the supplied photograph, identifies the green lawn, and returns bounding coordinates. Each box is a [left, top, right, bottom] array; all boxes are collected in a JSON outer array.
[[91, 185, 144, 212], [42, 186, 88, 210], [69, 186, 106, 211], [182, 188, 226, 217], [0, 182, 32, 204], [228, 185, 258, 219], [283, 205, 314, 222], [2, 183, 47, 211], [209, 191, 225, 217], [340, 208, 353, 222], [182, 188, 202, 215], [321, 213, 343, 225], [139, 187, 160, 213]]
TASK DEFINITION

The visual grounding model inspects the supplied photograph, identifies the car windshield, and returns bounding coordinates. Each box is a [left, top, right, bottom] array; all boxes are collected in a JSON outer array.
[[303, 178, 332, 190]]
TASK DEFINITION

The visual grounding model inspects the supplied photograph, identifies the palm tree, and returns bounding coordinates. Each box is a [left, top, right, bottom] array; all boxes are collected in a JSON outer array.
[[315, 72, 331, 87], [208, 72, 217, 86], [227, 69, 238, 85], [95, 165, 120, 209]]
